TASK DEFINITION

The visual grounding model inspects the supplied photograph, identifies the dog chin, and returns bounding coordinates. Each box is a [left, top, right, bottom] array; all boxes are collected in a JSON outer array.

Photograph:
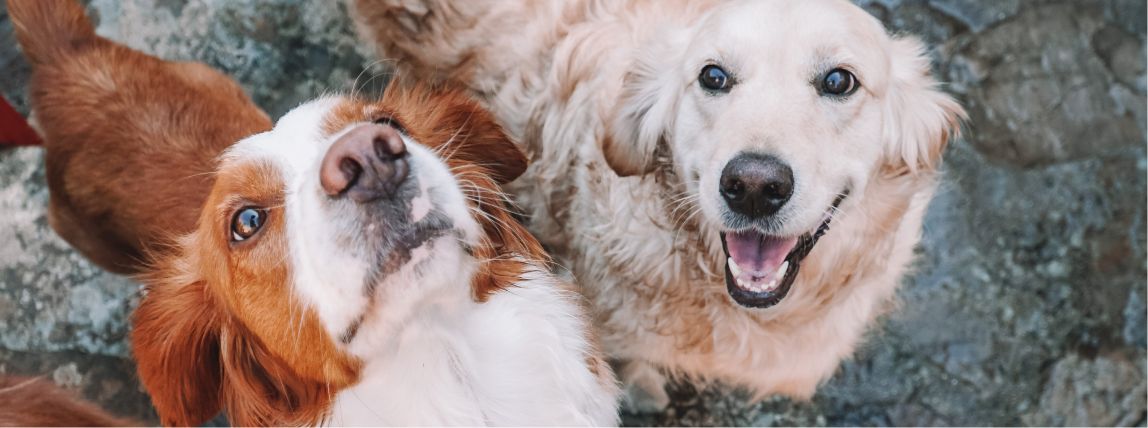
[[718, 191, 848, 309]]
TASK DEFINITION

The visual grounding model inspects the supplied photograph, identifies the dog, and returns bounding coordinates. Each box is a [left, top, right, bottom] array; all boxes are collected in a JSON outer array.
[[353, 0, 965, 407], [8, 0, 272, 274], [130, 83, 621, 426], [0, 375, 139, 426]]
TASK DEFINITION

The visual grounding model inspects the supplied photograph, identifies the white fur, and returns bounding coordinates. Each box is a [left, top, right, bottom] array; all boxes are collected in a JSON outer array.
[[354, 0, 964, 405], [226, 98, 620, 425], [329, 268, 619, 426]]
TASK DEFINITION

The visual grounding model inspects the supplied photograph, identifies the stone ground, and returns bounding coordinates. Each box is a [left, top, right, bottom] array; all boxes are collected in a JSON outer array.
[[0, 0, 1144, 426]]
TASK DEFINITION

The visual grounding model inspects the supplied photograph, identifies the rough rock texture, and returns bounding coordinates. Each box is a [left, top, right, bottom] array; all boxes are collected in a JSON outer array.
[[0, 0, 1144, 426]]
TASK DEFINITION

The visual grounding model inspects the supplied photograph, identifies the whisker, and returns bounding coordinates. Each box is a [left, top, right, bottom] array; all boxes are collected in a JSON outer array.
[[349, 59, 397, 100]]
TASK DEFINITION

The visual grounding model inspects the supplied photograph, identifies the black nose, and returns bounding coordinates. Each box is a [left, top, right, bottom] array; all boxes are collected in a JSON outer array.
[[320, 123, 409, 202], [720, 153, 794, 219]]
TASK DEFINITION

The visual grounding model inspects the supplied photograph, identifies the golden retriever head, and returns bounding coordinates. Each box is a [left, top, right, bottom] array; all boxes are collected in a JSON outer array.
[[604, 0, 964, 308]]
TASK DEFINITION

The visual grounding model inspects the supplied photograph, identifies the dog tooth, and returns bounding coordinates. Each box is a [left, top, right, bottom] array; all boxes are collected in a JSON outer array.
[[778, 261, 790, 278], [727, 257, 742, 277]]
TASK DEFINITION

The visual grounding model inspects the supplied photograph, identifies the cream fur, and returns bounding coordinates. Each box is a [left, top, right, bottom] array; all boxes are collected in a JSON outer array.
[[353, 0, 965, 404]]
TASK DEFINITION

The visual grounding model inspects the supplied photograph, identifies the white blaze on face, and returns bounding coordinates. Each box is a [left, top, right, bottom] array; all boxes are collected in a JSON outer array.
[[221, 97, 484, 355]]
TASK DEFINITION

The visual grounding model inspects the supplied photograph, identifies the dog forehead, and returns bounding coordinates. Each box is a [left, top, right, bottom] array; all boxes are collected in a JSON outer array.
[[698, 0, 892, 85], [224, 96, 346, 179], [710, 2, 880, 50], [715, 0, 873, 33]]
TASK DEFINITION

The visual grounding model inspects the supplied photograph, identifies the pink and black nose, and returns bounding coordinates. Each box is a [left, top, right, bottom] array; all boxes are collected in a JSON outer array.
[[720, 153, 794, 219], [320, 123, 409, 202]]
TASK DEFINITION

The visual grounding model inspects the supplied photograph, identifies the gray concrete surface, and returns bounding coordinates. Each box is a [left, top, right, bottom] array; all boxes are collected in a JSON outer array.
[[0, 0, 1144, 426]]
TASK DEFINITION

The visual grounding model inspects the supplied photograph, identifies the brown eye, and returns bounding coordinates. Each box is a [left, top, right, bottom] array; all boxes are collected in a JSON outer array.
[[821, 68, 859, 96], [230, 207, 267, 242]]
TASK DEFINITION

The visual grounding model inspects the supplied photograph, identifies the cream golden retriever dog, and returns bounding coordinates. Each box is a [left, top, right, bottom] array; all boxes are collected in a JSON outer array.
[[353, 0, 964, 408]]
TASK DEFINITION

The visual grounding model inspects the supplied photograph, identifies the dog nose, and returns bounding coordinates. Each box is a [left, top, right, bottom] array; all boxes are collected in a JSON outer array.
[[720, 153, 794, 219], [320, 123, 409, 202]]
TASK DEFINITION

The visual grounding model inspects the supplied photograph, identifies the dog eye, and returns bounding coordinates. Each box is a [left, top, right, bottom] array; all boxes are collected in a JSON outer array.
[[698, 65, 732, 92], [230, 207, 267, 242], [374, 115, 407, 134], [820, 68, 859, 96]]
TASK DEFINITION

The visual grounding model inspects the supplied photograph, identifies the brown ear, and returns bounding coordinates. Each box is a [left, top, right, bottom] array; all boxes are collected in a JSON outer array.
[[385, 83, 529, 184], [437, 96, 528, 184], [133, 259, 335, 426], [131, 274, 223, 427], [214, 325, 336, 426]]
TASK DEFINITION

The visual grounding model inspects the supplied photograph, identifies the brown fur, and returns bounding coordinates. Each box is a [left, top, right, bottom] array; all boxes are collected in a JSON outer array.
[[0, 376, 139, 427], [8, 0, 272, 274], [134, 82, 548, 426], [132, 161, 358, 427]]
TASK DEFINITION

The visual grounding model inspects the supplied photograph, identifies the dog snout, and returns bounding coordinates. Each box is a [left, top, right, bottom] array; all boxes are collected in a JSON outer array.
[[320, 123, 409, 202], [719, 153, 794, 219]]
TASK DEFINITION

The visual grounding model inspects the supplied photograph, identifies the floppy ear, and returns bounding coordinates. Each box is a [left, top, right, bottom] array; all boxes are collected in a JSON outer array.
[[435, 91, 528, 184], [132, 250, 339, 426], [388, 83, 529, 184], [215, 324, 337, 426], [602, 35, 684, 177], [131, 272, 223, 427], [881, 37, 966, 175]]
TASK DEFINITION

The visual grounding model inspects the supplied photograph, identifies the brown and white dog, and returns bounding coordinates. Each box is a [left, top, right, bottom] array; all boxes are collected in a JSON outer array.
[[9, 0, 271, 274], [354, 0, 965, 408], [131, 85, 620, 426], [11, 1, 618, 424]]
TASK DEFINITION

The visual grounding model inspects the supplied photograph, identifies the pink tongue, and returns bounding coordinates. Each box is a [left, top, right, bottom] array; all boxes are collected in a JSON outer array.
[[726, 230, 797, 279]]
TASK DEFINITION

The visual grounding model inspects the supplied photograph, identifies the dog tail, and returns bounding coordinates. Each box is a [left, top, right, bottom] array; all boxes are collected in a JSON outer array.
[[7, 0, 98, 67]]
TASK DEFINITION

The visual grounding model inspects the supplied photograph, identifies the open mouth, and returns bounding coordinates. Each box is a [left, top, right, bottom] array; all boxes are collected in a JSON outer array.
[[720, 192, 847, 308]]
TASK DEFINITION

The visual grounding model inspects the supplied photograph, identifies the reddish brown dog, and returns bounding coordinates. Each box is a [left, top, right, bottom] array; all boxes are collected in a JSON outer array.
[[9, 0, 271, 273]]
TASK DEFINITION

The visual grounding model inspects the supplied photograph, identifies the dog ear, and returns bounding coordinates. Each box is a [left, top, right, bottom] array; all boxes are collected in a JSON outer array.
[[602, 36, 684, 177], [132, 246, 339, 426], [215, 324, 337, 426], [131, 271, 224, 427], [881, 37, 966, 175], [435, 92, 528, 185], [387, 83, 529, 184]]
